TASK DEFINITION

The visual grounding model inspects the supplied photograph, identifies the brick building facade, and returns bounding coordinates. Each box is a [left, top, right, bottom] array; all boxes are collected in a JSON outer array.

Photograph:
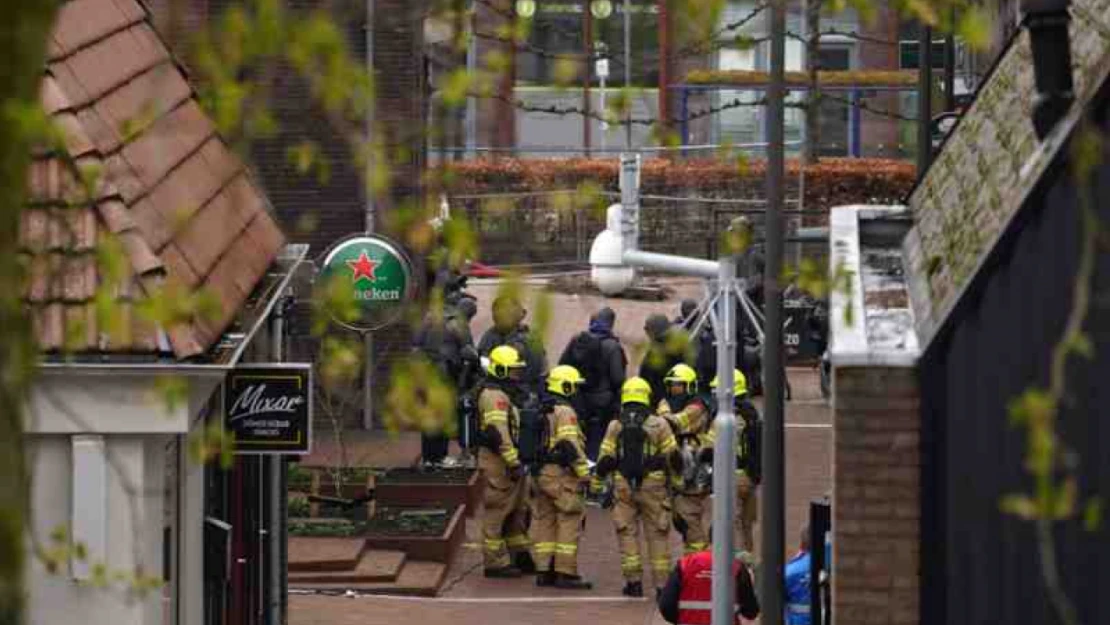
[[147, 0, 427, 428]]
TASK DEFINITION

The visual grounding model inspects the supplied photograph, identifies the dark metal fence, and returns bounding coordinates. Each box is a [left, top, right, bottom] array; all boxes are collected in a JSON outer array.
[[919, 156, 1110, 625], [450, 189, 825, 269]]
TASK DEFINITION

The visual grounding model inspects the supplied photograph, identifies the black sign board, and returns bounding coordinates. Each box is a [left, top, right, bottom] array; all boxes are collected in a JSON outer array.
[[225, 364, 312, 455], [783, 297, 822, 363]]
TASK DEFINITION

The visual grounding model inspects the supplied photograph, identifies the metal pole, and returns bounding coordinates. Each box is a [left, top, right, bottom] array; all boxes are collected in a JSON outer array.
[[364, 0, 377, 430], [943, 22, 956, 112], [623, 0, 632, 149], [584, 7, 593, 157], [267, 291, 286, 625], [466, 0, 477, 158], [762, 0, 787, 623], [917, 23, 933, 177], [599, 74, 607, 154], [710, 258, 738, 625]]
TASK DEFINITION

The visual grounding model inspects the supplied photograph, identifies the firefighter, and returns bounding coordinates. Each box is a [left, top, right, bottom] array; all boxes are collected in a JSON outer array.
[[596, 377, 682, 598], [657, 363, 712, 555], [530, 365, 593, 590], [477, 345, 535, 577], [701, 369, 763, 554]]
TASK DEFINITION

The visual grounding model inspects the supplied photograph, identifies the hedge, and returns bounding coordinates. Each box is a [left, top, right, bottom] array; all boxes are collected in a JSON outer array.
[[444, 157, 916, 214], [684, 69, 920, 88]]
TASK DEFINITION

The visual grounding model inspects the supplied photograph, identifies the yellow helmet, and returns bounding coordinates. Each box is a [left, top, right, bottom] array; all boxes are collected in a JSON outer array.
[[547, 365, 585, 397], [709, 369, 748, 397], [487, 345, 525, 379], [664, 363, 698, 395], [621, 377, 653, 406]]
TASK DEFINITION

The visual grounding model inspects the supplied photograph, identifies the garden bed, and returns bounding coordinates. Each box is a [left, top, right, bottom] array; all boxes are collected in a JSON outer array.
[[364, 504, 466, 564], [374, 467, 480, 518], [288, 464, 377, 516]]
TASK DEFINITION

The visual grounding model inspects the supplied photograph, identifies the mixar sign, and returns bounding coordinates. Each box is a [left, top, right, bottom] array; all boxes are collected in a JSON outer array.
[[317, 234, 416, 331], [225, 364, 312, 455]]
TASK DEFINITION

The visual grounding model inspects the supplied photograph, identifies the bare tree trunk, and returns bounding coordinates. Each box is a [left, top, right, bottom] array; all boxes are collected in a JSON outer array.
[[802, 0, 821, 164], [0, 4, 62, 624]]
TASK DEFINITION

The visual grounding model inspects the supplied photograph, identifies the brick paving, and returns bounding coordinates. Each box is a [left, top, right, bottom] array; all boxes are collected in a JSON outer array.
[[290, 278, 831, 623], [290, 365, 830, 624]]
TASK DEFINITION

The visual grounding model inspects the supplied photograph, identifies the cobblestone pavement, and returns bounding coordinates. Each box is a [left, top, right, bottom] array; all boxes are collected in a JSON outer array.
[[290, 366, 830, 625]]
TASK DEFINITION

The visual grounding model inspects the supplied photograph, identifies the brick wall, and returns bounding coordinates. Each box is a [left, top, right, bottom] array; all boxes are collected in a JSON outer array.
[[857, 7, 903, 159], [832, 365, 921, 625]]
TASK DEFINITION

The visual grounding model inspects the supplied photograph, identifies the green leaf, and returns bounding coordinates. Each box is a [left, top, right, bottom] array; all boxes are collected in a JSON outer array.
[[155, 376, 189, 415], [1083, 498, 1102, 532], [1052, 478, 1078, 519], [1000, 494, 1038, 519], [957, 7, 992, 52], [1067, 332, 1094, 359]]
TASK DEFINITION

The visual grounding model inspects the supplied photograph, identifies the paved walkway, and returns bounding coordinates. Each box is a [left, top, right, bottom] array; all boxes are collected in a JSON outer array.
[[290, 368, 830, 625]]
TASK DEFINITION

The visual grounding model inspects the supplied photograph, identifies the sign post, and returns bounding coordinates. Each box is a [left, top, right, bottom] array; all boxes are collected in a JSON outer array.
[[317, 234, 417, 430], [226, 364, 313, 455]]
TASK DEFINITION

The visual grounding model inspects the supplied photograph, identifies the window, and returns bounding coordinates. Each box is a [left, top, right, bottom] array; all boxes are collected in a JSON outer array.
[[517, 0, 660, 86], [898, 19, 946, 69]]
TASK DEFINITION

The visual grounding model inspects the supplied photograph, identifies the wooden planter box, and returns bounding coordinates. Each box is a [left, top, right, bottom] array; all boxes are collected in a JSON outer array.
[[292, 468, 375, 518], [364, 505, 466, 565], [373, 468, 480, 518]]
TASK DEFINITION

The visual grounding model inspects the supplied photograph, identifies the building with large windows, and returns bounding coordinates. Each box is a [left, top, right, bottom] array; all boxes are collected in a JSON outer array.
[[429, 0, 976, 160]]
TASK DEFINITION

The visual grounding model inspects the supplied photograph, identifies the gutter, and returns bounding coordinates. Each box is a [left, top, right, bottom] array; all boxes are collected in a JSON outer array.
[[37, 244, 310, 376]]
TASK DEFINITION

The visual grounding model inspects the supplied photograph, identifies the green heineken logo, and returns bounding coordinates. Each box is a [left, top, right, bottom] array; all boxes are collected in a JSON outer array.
[[318, 235, 415, 331]]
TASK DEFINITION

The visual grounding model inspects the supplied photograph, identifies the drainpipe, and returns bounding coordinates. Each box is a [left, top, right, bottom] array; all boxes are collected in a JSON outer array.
[[1021, 0, 1074, 139], [268, 290, 288, 625]]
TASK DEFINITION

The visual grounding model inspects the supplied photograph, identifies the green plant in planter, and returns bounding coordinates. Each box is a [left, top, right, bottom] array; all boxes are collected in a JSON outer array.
[[287, 464, 312, 489], [288, 496, 310, 519], [288, 520, 363, 538]]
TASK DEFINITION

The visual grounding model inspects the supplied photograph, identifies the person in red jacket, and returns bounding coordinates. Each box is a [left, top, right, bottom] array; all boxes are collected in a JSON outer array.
[[657, 547, 760, 625]]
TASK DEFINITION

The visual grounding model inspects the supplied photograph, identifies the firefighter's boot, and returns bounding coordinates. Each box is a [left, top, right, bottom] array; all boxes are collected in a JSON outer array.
[[535, 571, 556, 587], [484, 565, 523, 579], [554, 573, 594, 590], [514, 551, 537, 574], [622, 581, 644, 597]]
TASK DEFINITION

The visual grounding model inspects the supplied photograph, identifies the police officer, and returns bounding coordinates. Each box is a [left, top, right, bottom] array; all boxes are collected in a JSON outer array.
[[530, 365, 593, 590], [657, 364, 712, 555], [639, 313, 691, 404], [477, 345, 534, 577], [477, 296, 547, 398], [413, 297, 478, 465], [596, 377, 682, 598], [700, 369, 763, 554]]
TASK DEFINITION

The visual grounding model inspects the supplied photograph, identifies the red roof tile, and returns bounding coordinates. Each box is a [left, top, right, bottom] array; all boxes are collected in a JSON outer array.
[[22, 0, 286, 359]]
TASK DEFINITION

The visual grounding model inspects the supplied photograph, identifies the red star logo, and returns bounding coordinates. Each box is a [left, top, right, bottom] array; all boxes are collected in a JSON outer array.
[[346, 251, 379, 284]]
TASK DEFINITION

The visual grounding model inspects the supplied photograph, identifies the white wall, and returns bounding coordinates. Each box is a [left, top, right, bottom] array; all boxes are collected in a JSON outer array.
[[26, 434, 169, 625], [24, 372, 222, 625]]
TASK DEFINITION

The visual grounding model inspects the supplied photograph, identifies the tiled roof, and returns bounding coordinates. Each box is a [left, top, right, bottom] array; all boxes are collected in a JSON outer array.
[[24, 0, 286, 359], [902, 0, 1110, 344]]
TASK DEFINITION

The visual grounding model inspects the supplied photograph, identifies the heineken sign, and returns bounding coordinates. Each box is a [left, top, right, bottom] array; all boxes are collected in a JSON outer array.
[[317, 234, 416, 332], [225, 364, 313, 455]]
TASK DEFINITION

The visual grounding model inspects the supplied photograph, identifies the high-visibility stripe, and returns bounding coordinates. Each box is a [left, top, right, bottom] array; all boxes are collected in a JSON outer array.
[[484, 538, 506, 552], [502, 449, 519, 463], [574, 462, 590, 477], [621, 555, 642, 567], [556, 426, 580, 437], [533, 542, 556, 555], [554, 543, 578, 555], [787, 603, 811, 614], [506, 534, 530, 548], [651, 557, 672, 570], [659, 437, 678, 453], [600, 441, 616, 453], [483, 413, 508, 425], [675, 412, 691, 430]]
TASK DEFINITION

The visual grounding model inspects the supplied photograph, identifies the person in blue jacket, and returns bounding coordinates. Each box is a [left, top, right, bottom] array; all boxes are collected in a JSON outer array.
[[785, 524, 812, 625]]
